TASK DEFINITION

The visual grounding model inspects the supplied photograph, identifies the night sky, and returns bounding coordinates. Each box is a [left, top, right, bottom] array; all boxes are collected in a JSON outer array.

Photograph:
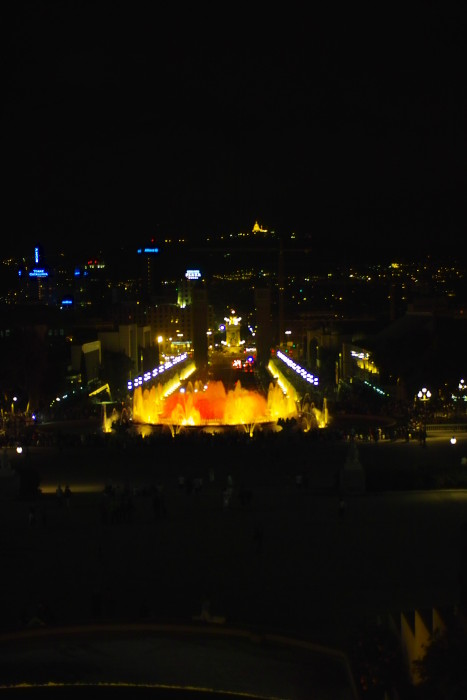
[[5, 3, 466, 263]]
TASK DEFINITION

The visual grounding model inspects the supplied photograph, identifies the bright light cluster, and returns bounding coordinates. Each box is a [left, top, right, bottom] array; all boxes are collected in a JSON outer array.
[[276, 350, 319, 386], [127, 353, 188, 391], [417, 387, 431, 401]]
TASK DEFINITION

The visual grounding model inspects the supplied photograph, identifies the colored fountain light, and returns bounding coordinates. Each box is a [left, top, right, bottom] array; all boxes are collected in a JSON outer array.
[[132, 379, 299, 435]]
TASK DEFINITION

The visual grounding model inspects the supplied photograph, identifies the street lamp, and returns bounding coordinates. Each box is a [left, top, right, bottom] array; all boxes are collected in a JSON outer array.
[[417, 387, 431, 446], [459, 379, 466, 412]]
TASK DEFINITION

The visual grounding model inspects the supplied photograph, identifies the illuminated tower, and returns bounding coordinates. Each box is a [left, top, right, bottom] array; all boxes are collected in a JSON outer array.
[[224, 310, 242, 354], [192, 286, 209, 371]]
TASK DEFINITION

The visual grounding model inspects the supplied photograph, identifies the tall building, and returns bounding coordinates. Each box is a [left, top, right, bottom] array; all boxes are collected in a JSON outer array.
[[17, 245, 50, 303], [136, 241, 160, 301], [177, 269, 202, 308], [254, 287, 274, 368], [191, 286, 209, 371]]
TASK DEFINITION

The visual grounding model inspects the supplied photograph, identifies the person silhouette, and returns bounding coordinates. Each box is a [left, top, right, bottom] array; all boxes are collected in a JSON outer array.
[[64, 484, 72, 508], [56, 483, 64, 506]]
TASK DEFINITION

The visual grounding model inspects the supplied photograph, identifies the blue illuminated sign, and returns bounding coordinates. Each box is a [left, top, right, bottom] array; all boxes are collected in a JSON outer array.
[[137, 247, 159, 254], [29, 269, 48, 278]]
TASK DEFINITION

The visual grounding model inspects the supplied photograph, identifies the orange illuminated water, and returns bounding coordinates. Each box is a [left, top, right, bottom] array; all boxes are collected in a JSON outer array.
[[132, 379, 298, 427]]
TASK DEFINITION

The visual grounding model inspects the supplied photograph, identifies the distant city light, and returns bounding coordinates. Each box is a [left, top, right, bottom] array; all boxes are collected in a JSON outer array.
[[351, 350, 369, 360]]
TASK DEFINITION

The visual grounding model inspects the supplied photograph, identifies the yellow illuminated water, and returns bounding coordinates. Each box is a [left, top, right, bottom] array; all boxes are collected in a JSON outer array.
[[132, 379, 298, 427]]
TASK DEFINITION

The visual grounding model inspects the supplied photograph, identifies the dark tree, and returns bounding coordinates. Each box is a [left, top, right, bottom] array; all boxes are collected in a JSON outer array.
[[412, 621, 467, 699], [0, 327, 67, 413], [99, 350, 134, 399]]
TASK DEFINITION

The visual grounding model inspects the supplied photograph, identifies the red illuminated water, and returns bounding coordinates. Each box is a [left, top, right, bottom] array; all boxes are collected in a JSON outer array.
[[132, 379, 298, 427]]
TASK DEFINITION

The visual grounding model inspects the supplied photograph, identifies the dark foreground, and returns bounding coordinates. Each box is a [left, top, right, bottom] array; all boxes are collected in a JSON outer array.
[[1, 430, 466, 697]]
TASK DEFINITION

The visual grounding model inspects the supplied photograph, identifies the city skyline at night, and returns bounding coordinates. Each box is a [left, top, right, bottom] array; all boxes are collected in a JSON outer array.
[[5, 5, 465, 261], [2, 9, 466, 695]]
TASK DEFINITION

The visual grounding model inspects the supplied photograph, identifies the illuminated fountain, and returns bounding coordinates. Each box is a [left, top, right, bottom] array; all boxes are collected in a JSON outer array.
[[132, 378, 300, 437], [102, 404, 119, 433], [300, 396, 328, 431], [267, 354, 328, 431]]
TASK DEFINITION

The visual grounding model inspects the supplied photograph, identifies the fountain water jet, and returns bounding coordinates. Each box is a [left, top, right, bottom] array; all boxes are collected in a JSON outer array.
[[132, 378, 300, 435], [102, 404, 119, 433], [300, 395, 329, 431]]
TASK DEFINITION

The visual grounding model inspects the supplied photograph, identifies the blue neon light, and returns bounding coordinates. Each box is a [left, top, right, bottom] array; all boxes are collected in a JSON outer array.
[[127, 353, 188, 391], [276, 350, 319, 387]]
